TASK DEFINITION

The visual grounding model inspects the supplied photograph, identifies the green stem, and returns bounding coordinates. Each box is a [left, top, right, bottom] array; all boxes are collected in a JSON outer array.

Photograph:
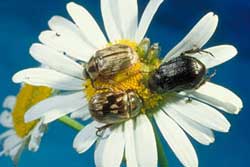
[[58, 116, 84, 131], [150, 116, 169, 167]]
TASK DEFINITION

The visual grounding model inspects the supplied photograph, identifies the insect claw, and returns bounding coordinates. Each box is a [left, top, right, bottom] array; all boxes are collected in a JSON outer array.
[[95, 127, 108, 139], [95, 124, 113, 138], [95, 128, 103, 138]]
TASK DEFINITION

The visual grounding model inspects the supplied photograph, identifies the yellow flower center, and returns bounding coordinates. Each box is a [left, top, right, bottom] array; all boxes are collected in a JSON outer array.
[[12, 84, 52, 138], [84, 39, 167, 113]]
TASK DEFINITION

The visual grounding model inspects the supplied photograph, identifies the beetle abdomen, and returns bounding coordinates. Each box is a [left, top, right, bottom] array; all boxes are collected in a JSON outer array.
[[89, 92, 129, 124], [89, 90, 142, 124], [149, 56, 206, 93]]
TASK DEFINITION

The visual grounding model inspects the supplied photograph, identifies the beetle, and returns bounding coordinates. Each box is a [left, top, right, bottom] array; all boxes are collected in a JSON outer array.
[[148, 48, 215, 94], [84, 44, 138, 80], [89, 90, 142, 124], [89, 90, 142, 135]]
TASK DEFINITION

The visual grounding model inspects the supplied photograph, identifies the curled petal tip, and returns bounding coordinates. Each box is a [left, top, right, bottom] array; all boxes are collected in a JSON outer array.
[[12, 72, 22, 83]]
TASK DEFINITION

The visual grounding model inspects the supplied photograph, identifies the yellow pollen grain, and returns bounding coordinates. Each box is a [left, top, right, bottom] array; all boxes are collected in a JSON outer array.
[[12, 84, 52, 138], [84, 39, 164, 113]]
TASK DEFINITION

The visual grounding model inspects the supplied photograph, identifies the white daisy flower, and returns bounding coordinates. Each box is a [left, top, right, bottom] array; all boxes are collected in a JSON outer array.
[[0, 85, 52, 165], [12, 1, 242, 167], [12, 0, 165, 123]]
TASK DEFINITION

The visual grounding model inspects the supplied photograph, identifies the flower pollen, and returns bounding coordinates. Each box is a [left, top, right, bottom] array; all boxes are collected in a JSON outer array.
[[84, 39, 166, 113], [12, 84, 52, 138]]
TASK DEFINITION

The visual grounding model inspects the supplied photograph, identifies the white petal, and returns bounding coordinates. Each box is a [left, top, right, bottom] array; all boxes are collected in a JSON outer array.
[[163, 106, 214, 145], [74, 121, 100, 153], [124, 120, 138, 167], [135, 0, 164, 43], [154, 111, 198, 167], [0, 130, 15, 141], [101, 0, 122, 42], [25, 92, 85, 123], [3, 135, 22, 153], [3, 135, 25, 165], [39, 30, 94, 62], [39, 30, 83, 61], [95, 125, 124, 167], [28, 120, 46, 152], [188, 82, 243, 114], [101, 0, 138, 41], [66, 2, 107, 49], [48, 16, 79, 35], [49, 16, 96, 57], [190, 45, 238, 69], [0, 110, 13, 128], [3, 96, 16, 110], [12, 68, 83, 91], [134, 114, 157, 167], [10, 143, 25, 165], [3, 135, 21, 152], [119, 0, 138, 39], [42, 98, 88, 124], [163, 12, 218, 62], [70, 106, 91, 121], [170, 98, 230, 132], [30, 43, 84, 78]]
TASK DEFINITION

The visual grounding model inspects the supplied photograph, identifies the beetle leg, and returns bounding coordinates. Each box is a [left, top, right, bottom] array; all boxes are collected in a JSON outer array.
[[182, 47, 214, 58], [96, 124, 113, 138], [199, 50, 215, 57], [181, 46, 200, 56], [95, 129, 103, 138], [90, 80, 102, 90]]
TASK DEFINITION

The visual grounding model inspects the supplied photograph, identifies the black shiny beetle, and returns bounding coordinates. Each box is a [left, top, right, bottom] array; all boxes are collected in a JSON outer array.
[[148, 49, 215, 93]]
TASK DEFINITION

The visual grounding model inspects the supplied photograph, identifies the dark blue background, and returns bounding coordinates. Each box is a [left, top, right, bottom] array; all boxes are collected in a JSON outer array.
[[0, 0, 249, 166]]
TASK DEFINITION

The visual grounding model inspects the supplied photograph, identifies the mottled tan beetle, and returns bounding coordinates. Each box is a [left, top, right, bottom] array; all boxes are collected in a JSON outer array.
[[89, 90, 142, 125], [85, 44, 138, 80]]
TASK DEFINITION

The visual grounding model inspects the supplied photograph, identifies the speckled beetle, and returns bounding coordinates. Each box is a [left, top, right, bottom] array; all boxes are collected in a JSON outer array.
[[89, 90, 142, 125], [85, 44, 138, 80]]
